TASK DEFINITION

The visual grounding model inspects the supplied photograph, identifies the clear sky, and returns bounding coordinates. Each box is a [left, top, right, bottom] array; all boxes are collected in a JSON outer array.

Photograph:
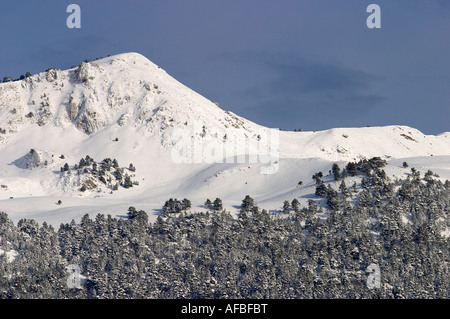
[[1, 0, 449, 134]]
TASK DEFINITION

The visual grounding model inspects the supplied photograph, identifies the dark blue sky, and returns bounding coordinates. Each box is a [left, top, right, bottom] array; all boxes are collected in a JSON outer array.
[[1, 0, 449, 134]]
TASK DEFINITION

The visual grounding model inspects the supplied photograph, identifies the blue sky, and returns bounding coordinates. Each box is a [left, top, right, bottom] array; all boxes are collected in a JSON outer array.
[[1, 0, 449, 134]]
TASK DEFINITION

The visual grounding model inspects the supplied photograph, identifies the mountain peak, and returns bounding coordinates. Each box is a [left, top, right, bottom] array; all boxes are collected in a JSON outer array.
[[0, 52, 260, 143], [106, 51, 157, 65]]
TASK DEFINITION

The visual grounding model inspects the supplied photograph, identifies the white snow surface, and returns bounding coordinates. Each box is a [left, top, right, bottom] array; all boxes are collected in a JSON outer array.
[[0, 52, 449, 226]]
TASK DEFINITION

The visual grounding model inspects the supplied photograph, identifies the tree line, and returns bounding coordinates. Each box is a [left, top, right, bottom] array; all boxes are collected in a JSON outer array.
[[0, 160, 449, 298]]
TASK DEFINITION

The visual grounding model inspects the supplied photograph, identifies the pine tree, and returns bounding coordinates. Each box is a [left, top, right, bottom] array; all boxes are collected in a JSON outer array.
[[326, 185, 339, 211], [241, 195, 255, 212], [79, 158, 86, 167], [282, 200, 291, 214], [182, 198, 191, 211], [123, 174, 133, 188], [315, 182, 328, 197], [346, 162, 358, 176], [204, 199, 212, 210], [339, 180, 350, 198], [212, 198, 223, 211], [312, 172, 324, 185], [332, 163, 340, 181], [127, 206, 138, 219], [291, 199, 300, 213]]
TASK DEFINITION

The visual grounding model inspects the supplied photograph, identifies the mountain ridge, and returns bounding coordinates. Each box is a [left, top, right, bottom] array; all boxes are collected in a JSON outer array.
[[0, 52, 449, 225], [1, 52, 448, 161]]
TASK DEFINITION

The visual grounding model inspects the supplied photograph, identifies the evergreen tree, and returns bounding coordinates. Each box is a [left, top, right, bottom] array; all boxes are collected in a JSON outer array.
[[346, 162, 358, 176], [241, 195, 255, 212], [332, 163, 340, 181], [123, 174, 133, 188], [282, 200, 291, 214], [315, 182, 328, 197], [182, 198, 191, 211], [291, 199, 300, 213], [204, 199, 212, 210], [213, 198, 223, 211], [312, 172, 323, 185], [339, 180, 350, 198]]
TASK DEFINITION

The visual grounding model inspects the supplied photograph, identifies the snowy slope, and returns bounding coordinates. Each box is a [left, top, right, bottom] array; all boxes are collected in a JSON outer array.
[[279, 125, 450, 160], [0, 52, 449, 225]]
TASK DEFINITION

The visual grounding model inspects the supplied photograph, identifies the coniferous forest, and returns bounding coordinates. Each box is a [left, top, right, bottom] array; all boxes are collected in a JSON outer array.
[[0, 159, 449, 299]]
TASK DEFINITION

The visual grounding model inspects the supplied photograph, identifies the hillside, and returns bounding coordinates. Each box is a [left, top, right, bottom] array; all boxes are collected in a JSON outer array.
[[0, 52, 449, 225]]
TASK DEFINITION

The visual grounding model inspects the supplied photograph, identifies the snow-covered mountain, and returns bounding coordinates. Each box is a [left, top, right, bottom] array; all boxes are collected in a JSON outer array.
[[0, 52, 449, 225], [0, 52, 267, 145]]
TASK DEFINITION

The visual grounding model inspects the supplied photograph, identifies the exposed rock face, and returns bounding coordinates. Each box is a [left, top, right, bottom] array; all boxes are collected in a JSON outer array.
[[14, 149, 41, 169]]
